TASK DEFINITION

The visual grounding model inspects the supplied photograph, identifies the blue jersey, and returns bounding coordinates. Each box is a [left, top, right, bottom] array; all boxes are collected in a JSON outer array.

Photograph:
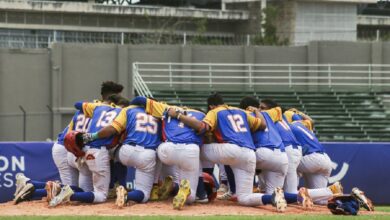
[[112, 106, 161, 150], [274, 116, 301, 148], [57, 111, 91, 145], [83, 103, 122, 148], [203, 105, 261, 150], [290, 121, 324, 156], [162, 109, 205, 145], [252, 112, 285, 150]]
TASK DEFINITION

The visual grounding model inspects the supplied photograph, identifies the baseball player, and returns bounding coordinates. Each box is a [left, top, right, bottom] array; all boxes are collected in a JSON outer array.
[[130, 96, 206, 209], [49, 100, 123, 207], [76, 103, 161, 207], [165, 93, 288, 212], [259, 99, 303, 194], [239, 96, 289, 195], [285, 109, 333, 198], [13, 107, 97, 204]]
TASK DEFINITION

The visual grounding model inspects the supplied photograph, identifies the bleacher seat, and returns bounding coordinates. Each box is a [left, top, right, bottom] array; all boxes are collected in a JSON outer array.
[[149, 90, 390, 142]]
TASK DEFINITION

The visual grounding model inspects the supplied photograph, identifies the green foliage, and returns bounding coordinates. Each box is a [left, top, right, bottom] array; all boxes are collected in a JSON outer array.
[[252, 5, 289, 46]]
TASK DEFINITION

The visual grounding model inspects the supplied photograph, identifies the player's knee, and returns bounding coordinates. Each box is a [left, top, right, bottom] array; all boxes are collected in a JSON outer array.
[[237, 195, 252, 206]]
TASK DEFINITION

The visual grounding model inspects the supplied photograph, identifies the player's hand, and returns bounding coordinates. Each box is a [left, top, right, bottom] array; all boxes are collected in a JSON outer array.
[[246, 106, 259, 113], [288, 108, 299, 113], [167, 107, 182, 118], [82, 133, 94, 144]]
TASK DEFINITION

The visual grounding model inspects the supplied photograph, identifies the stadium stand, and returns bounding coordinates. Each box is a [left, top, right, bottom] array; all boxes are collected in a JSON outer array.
[[148, 89, 390, 142]]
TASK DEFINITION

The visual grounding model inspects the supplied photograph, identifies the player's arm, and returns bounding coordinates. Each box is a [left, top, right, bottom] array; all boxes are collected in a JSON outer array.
[[82, 108, 127, 143], [167, 107, 209, 133], [264, 107, 283, 123], [74, 101, 99, 118], [246, 112, 266, 131], [130, 96, 168, 118]]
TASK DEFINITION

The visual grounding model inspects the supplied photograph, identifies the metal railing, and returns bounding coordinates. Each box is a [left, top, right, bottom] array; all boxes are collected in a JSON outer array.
[[1, 29, 390, 48], [133, 62, 390, 91], [133, 62, 154, 97]]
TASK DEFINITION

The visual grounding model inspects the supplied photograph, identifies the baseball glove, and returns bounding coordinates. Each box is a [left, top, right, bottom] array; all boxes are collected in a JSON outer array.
[[64, 131, 86, 158], [327, 195, 360, 215]]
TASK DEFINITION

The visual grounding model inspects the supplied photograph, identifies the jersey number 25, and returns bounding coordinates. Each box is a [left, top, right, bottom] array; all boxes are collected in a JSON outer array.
[[136, 113, 158, 134]]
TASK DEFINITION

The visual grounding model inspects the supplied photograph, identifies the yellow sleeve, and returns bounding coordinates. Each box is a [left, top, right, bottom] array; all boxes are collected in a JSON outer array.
[[300, 120, 313, 131], [203, 110, 217, 131], [67, 120, 74, 133], [246, 112, 262, 132], [265, 107, 282, 123], [82, 102, 99, 118], [111, 108, 127, 133], [145, 99, 169, 118], [283, 110, 295, 124]]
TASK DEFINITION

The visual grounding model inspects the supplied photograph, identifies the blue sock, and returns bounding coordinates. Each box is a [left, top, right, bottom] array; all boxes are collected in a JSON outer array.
[[172, 182, 179, 196], [29, 180, 46, 189], [196, 176, 207, 199], [261, 194, 272, 205], [68, 185, 84, 192], [32, 189, 47, 200], [224, 165, 236, 194], [116, 162, 128, 187], [109, 160, 116, 189], [127, 190, 144, 203], [70, 192, 95, 203], [284, 193, 298, 204]]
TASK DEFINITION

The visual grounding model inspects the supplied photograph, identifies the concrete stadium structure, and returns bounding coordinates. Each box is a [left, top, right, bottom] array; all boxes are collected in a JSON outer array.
[[0, 0, 389, 46]]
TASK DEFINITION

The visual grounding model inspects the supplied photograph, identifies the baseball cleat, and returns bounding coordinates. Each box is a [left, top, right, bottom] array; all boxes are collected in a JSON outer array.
[[351, 187, 374, 211], [49, 185, 74, 207], [271, 187, 287, 212], [217, 191, 234, 201], [149, 184, 159, 201], [328, 181, 343, 196], [45, 181, 61, 203], [14, 173, 30, 197], [195, 196, 209, 204], [13, 183, 34, 205], [115, 185, 128, 208], [217, 183, 228, 193], [298, 187, 313, 209], [173, 179, 191, 210], [158, 176, 174, 201]]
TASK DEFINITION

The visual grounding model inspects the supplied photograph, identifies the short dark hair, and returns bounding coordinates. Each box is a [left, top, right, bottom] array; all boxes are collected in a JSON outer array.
[[117, 97, 130, 107], [260, 99, 278, 109], [207, 93, 224, 107], [101, 81, 124, 99], [239, 96, 260, 110], [107, 94, 122, 105]]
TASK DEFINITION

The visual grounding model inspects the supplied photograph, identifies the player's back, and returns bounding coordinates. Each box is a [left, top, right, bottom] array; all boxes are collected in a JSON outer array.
[[290, 121, 324, 155], [252, 111, 284, 150], [88, 105, 122, 148], [57, 110, 91, 145], [163, 109, 205, 145], [122, 106, 161, 150], [274, 116, 300, 148], [208, 106, 255, 150]]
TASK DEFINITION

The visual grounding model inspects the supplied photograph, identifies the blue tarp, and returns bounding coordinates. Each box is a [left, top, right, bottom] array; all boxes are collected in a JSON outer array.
[[0, 142, 389, 204]]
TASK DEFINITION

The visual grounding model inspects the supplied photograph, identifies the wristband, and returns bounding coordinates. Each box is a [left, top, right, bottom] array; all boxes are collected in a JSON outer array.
[[91, 132, 99, 140]]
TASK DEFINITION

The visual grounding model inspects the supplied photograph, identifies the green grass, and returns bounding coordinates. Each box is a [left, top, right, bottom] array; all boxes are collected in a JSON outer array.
[[376, 206, 390, 212], [0, 216, 389, 220]]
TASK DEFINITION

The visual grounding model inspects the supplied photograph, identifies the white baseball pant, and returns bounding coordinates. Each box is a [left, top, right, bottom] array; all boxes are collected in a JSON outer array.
[[52, 142, 78, 186], [256, 147, 289, 194], [201, 143, 265, 206], [67, 152, 93, 192], [283, 145, 302, 193], [67, 146, 110, 203], [118, 144, 156, 203], [298, 152, 332, 189], [157, 142, 200, 204]]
